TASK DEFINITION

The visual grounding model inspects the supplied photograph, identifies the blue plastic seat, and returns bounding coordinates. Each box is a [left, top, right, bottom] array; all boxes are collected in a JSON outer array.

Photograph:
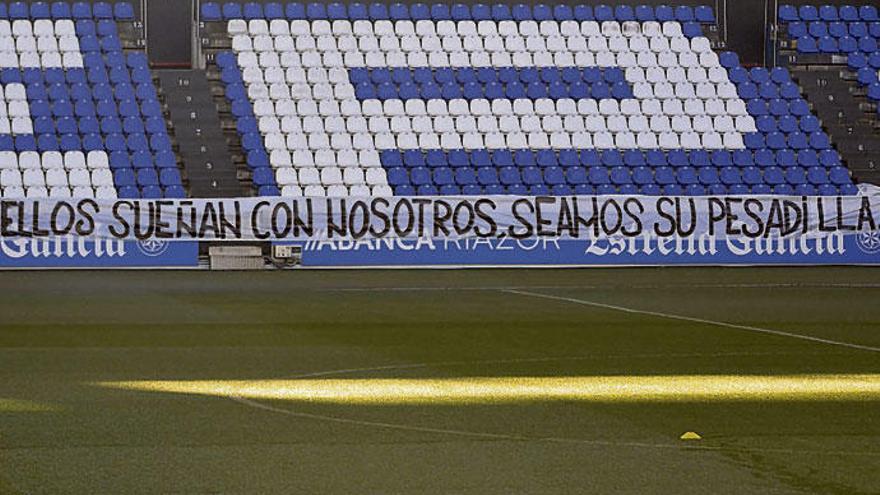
[[829, 167, 851, 185], [252, 167, 275, 186], [779, 4, 798, 22], [115, 2, 135, 19], [799, 5, 819, 21], [588, 167, 610, 185], [655, 5, 674, 22], [861, 6, 879, 21], [93, 2, 113, 18], [566, 167, 587, 185], [573, 4, 592, 21], [454, 168, 477, 185], [286, 2, 306, 18], [610, 167, 631, 185], [264, 2, 284, 18], [797, 36, 818, 53], [477, 167, 499, 186], [594, 4, 613, 21], [695, 6, 714, 23], [839, 5, 859, 22], [819, 5, 838, 21], [222, 2, 242, 19]]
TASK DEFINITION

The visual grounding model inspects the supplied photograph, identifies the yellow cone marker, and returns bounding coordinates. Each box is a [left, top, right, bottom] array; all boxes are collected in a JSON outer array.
[[680, 431, 702, 440]]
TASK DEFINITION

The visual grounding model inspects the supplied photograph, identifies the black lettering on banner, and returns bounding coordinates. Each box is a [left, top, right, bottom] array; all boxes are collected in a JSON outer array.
[[219, 202, 242, 239], [473, 199, 497, 238], [452, 200, 475, 236], [763, 199, 784, 237], [109, 201, 132, 238], [176, 200, 197, 238], [271, 202, 292, 238], [835, 196, 856, 231], [535, 197, 556, 237], [326, 198, 347, 238], [50, 201, 75, 236], [369, 198, 391, 237], [801, 196, 810, 234], [508, 198, 535, 239], [857, 196, 877, 232], [349, 200, 370, 239], [432, 199, 452, 237], [622, 198, 645, 237], [654, 197, 676, 237], [1, 200, 20, 236], [742, 198, 765, 238], [572, 197, 600, 238], [251, 201, 271, 239], [293, 198, 313, 237], [133, 202, 154, 240], [707, 197, 726, 236], [153, 200, 173, 239], [677, 198, 697, 237], [412, 198, 431, 238], [30, 201, 50, 237], [392, 199, 414, 237], [75, 199, 97, 237], [599, 199, 622, 236], [198, 202, 219, 238], [817, 198, 836, 232], [782, 200, 802, 236], [724, 198, 743, 236], [556, 197, 575, 237]]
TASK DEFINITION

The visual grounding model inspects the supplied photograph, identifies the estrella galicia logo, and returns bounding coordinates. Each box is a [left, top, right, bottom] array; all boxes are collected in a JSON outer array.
[[856, 229, 880, 255], [137, 239, 170, 257]]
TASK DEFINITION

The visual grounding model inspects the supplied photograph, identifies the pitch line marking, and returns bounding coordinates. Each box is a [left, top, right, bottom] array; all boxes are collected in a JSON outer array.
[[502, 289, 880, 354], [314, 283, 880, 293]]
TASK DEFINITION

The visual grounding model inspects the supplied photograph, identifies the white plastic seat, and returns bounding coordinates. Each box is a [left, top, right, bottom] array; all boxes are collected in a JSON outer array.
[[227, 19, 247, 36], [49, 187, 71, 198], [71, 186, 93, 198], [68, 169, 90, 187], [343, 168, 365, 186], [298, 168, 320, 186], [91, 169, 113, 187], [303, 185, 326, 197], [348, 184, 370, 196], [659, 132, 680, 149], [87, 151, 109, 169], [371, 185, 393, 196], [42, 151, 63, 169], [270, 150, 292, 167], [95, 186, 117, 199], [291, 150, 315, 167], [19, 151, 40, 169], [281, 185, 303, 197], [637, 132, 658, 148], [0, 151, 16, 169], [320, 167, 343, 185], [23, 169, 45, 187], [0, 169, 22, 186]]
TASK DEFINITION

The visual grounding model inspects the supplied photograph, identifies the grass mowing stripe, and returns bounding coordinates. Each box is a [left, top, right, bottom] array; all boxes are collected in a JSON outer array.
[[502, 289, 880, 354]]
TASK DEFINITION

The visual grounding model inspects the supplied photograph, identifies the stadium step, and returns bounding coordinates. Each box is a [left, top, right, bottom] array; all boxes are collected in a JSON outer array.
[[156, 70, 246, 198]]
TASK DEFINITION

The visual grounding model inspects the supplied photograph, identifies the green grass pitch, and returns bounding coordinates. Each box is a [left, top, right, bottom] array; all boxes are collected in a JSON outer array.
[[0, 268, 878, 494]]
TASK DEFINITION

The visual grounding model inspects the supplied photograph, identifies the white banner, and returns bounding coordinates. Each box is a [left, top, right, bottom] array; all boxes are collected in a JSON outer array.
[[0, 188, 878, 243]]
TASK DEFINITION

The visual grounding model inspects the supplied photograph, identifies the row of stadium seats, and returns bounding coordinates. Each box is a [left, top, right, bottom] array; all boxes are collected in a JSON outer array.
[[203, 3, 715, 23], [778, 5, 878, 22], [0, 2, 134, 20], [227, 18, 701, 39]]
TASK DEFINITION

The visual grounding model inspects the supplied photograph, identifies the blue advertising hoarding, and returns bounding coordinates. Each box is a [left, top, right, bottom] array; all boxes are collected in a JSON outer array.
[[0, 237, 199, 268], [283, 230, 880, 267]]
